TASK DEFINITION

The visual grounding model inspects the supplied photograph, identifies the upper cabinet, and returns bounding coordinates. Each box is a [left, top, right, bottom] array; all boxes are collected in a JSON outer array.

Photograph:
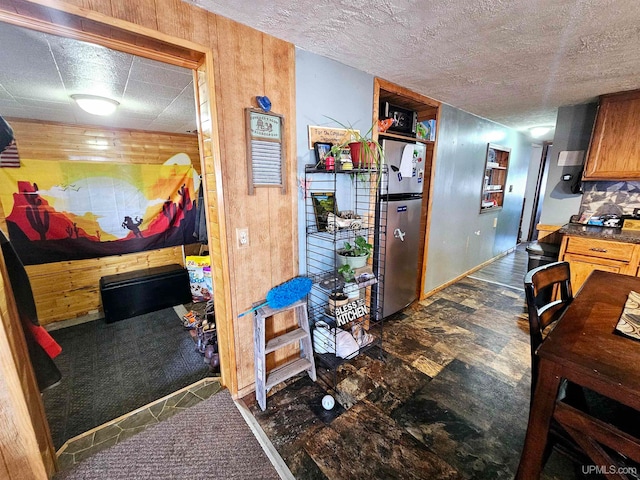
[[583, 89, 640, 180]]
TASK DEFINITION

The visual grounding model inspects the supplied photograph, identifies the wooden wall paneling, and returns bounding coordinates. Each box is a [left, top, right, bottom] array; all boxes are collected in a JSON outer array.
[[9, 120, 200, 166], [215, 16, 273, 394], [261, 33, 298, 370], [0, 250, 54, 479], [194, 40, 238, 393], [197, 12, 237, 393], [59, 0, 112, 16], [109, 0, 157, 30], [25, 247, 184, 324], [82, 0, 111, 16], [154, 0, 209, 46]]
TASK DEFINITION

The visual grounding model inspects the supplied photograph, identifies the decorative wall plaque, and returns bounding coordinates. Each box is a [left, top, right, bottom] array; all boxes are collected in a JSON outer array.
[[246, 108, 285, 194]]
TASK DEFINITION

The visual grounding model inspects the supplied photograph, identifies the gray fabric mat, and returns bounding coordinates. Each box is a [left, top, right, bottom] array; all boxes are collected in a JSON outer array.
[[43, 307, 212, 449], [55, 389, 280, 480]]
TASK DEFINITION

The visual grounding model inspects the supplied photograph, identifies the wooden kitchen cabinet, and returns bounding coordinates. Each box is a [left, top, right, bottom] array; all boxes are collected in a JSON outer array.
[[559, 235, 640, 292], [583, 89, 640, 180]]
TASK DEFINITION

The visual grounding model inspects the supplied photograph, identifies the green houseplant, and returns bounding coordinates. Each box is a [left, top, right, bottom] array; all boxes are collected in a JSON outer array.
[[326, 117, 384, 171], [337, 235, 373, 269]]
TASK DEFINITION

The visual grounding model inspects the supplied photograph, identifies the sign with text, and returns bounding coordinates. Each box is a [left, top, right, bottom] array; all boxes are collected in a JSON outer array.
[[334, 298, 368, 327], [308, 125, 359, 150]]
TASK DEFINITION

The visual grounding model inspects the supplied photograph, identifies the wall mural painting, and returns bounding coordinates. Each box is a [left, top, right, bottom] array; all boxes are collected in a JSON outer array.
[[0, 159, 198, 265]]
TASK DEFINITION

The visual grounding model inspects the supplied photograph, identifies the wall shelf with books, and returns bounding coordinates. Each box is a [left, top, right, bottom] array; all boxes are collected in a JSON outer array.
[[480, 143, 510, 213]]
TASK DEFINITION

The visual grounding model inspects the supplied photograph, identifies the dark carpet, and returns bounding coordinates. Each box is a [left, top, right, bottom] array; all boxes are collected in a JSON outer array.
[[54, 389, 280, 480], [43, 307, 212, 449]]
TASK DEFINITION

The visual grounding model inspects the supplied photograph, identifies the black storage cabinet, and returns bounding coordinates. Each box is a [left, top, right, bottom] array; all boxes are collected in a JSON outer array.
[[100, 264, 192, 323], [525, 242, 560, 272]]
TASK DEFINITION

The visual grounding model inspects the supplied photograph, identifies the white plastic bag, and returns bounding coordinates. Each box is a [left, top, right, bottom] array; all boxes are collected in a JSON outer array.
[[312, 321, 359, 359]]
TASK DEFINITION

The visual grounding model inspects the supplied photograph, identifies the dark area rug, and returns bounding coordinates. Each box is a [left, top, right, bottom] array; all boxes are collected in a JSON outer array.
[[43, 307, 213, 449], [54, 389, 280, 480]]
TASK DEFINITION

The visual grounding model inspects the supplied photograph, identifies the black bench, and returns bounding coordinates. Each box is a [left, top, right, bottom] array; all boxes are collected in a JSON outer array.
[[99, 264, 192, 323]]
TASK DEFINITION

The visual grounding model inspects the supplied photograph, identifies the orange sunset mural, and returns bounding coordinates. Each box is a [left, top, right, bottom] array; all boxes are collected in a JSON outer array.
[[0, 159, 198, 265]]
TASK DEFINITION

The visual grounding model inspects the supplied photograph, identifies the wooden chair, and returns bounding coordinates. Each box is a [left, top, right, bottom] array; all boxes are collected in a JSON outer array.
[[524, 261, 590, 466], [524, 260, 573, 401]]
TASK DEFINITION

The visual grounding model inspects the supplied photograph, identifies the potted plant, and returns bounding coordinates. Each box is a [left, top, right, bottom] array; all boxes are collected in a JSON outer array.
[[337, 236, 373, 269], [326, 118, 384, 170], [338, 264, 355, 282]]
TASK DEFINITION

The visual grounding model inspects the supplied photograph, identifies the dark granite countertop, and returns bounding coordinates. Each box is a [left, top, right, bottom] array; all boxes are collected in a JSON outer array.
[[559, 223, 640, 244]]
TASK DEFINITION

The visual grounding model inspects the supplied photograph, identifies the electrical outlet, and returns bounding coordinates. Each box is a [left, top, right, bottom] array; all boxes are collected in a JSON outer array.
[[236, 227, 249, 248], [493, 217, 498, 228]]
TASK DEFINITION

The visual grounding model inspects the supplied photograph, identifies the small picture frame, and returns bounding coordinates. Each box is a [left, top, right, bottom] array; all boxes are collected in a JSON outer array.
[[311, 192, 337, 232], [314, 142, 333, 168]]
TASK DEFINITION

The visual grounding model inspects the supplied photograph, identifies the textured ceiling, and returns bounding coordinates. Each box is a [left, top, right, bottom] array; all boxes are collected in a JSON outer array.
[[0, 22, 196, 134], [188, 0, 640, 139]]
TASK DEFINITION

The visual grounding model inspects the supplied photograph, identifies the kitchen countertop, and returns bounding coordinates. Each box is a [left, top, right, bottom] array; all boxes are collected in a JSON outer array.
[[559, 223, 640, 244]]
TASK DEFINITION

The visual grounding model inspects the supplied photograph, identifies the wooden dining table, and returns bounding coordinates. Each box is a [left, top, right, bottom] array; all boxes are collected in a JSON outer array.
[[516, 270, 640, 479]]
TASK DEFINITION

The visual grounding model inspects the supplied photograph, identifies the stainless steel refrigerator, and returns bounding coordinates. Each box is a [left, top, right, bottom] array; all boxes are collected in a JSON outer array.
[[376, 139, 426, 318]]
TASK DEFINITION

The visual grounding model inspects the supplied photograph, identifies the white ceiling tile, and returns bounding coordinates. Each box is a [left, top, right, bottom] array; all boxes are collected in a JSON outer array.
[[124, 79, 186, 102], [130, 57, 193, 88], [0, 22, 195, 134]]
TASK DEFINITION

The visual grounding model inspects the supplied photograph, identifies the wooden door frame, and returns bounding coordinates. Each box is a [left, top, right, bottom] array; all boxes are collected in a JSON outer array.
[[527, 141, 552, 242], [0, 1, 234, 476], [371, 78, 441, 302]]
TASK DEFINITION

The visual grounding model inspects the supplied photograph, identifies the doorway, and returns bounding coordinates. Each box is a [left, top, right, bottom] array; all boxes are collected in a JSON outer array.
[[0, 2, 232, 476], [527, 142, 552, 242], [0, 21, 219, 450]]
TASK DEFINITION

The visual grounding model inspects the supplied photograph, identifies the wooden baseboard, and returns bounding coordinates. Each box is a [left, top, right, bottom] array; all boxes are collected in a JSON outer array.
[[420, 247, 515, 300]]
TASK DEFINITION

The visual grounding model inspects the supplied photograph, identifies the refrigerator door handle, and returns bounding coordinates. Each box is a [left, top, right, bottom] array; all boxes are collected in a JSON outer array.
[[393, 228, 406, 242]]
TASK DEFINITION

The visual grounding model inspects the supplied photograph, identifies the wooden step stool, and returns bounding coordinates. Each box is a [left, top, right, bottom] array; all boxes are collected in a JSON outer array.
[[254, 299, 316, 411]]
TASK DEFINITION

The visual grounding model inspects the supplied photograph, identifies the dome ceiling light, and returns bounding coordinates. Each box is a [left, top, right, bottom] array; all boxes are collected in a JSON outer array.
[[71, 94, 120, 116]]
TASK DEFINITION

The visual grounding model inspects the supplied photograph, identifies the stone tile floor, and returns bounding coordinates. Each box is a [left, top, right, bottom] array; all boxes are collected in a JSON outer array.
[[247, 275, 580, 479], [56, 378, 221, 471]]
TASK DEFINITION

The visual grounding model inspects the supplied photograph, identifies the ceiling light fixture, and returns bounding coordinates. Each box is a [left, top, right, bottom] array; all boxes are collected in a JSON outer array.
[[71, 94, 119, 116], [530, 126, 552, 138]]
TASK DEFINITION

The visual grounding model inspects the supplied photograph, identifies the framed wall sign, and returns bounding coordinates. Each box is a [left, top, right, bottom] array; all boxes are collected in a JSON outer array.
[[308, 125, 358, 150], [246, 108, 286, 194]]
